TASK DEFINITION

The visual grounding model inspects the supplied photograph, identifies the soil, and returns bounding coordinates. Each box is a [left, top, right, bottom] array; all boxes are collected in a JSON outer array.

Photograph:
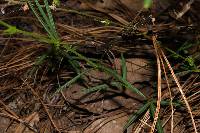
[[0, 0, 200, 133]]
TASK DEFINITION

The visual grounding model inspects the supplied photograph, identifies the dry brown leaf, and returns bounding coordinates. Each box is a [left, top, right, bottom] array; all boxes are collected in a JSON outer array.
[[15, 112, 39, 133], [114, 58, 153, 83], [84, 113, 128, 133]]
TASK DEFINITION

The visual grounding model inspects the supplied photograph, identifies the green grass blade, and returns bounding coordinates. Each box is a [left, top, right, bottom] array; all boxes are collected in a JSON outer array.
[[27, 0, 53, 39], [100, 65, 146, 98], [34, 0, 49, 25], [152, 100, 182, 107], [0, 20, 54, 44], [33, 0, 56, 39], [150, 102, 164, 133], [61, 50, 81, 73], [44, 0, 58, 39], [110, 81, 123, 90], [55, 71, 86, 93], [34, 53, 48, 66], [68, 58, 81, 74], [178, 43, 191, 52], [0, 20, 16, 28], [160, 100, 182, 107], [83, 84, 109, 93], [63, 45, 145, 98], [123, 102, 151, 131], [0, 21, 20, 35], [121, 53, 127, 80], [69, 49, 98, 68], [66, 49, 145, 98]]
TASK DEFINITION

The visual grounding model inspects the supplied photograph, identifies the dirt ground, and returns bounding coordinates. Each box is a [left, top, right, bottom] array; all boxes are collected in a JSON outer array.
[[0, 0, 200, 133]]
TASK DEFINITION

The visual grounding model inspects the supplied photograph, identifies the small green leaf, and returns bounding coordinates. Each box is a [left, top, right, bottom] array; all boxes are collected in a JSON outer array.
[[144, 0, 152, 9]]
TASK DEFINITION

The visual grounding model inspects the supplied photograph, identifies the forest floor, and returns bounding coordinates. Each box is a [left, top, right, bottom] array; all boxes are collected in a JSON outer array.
[[0, 0, 200, 133]]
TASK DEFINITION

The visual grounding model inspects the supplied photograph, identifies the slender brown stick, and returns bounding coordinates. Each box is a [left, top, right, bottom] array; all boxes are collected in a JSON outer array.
[[150, 35, 162, 133], [160, 50, 197, 133]]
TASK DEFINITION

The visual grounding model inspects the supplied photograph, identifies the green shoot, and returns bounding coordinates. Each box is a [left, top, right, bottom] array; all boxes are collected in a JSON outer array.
[[0, 20, 53, 43]]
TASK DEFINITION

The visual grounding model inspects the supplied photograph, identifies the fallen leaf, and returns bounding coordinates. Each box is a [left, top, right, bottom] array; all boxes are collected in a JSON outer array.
[[15, 112, 39, 133]]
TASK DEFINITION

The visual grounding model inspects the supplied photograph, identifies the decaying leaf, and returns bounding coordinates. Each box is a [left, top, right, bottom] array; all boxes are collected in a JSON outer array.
[[15, 112, 39, 133]]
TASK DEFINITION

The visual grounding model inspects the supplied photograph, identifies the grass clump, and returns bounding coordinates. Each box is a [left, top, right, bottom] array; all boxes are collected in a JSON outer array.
[[0, 0, 147, 98]]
